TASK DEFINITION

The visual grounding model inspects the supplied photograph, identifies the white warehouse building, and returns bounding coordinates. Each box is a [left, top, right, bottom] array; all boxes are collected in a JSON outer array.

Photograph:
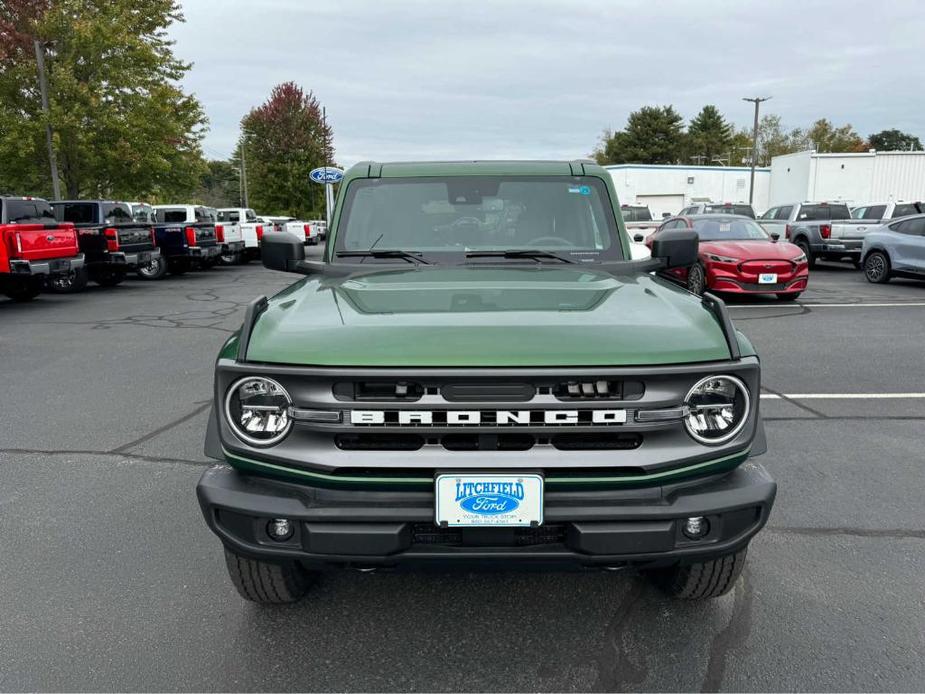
[[768, 150, 925, 207], [604, 164, 771, 218]]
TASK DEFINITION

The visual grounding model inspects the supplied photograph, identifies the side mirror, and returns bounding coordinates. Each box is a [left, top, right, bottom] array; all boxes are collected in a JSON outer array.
[[633, 233, 644, 242], [651, 229, 698, 269], [262, 232, 305, 273], [770, 232, 780, 241]]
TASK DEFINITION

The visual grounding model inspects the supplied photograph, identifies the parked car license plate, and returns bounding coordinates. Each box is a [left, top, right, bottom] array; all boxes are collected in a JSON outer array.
[[758, 273, 778, 284], [49, 259, 69, 272], [435, 474, 543, 527]]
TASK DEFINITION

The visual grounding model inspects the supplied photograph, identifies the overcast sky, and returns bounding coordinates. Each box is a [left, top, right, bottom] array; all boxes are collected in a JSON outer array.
[[169, 0, 925, 167]]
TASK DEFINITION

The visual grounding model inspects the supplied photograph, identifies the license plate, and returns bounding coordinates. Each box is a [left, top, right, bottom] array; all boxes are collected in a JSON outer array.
[[49, 259, 69, 272], [138, 252, 150, 263], [435, 474, 543, 527], [758, 273, 777, 284]]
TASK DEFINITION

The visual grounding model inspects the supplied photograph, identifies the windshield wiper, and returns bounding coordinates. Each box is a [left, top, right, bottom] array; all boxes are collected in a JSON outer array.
[[335, 250, 431, 265], [465, 249, 575, 264]]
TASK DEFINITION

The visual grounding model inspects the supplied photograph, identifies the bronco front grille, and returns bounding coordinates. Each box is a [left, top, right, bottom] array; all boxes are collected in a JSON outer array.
[[334, 432, 643, 451]]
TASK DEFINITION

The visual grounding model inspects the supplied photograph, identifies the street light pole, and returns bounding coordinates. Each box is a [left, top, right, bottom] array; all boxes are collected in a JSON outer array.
[[742, 96, 771, 205], [34, 40, 61, 200]]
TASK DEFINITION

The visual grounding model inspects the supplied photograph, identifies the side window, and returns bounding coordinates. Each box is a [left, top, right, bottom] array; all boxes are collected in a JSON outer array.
[[891, 204, 917, 218], [760, 207, 777, 220], [863, 205, 886, 220], [890, 219, 925, 236], [851, 207, 866, 220], [776, 206, 793, 220]]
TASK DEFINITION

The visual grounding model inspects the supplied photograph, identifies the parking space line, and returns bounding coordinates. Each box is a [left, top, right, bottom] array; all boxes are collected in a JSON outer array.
[[731, 302, 925, 308], [761, 393, 925, 399]]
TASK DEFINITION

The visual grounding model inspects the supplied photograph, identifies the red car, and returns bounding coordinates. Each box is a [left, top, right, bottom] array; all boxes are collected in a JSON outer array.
[[648, 214, 809, 301]]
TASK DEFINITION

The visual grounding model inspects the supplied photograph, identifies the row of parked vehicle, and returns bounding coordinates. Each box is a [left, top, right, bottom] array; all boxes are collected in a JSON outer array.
[[623, 198, 925, 288], [0, 195, 326, 301]]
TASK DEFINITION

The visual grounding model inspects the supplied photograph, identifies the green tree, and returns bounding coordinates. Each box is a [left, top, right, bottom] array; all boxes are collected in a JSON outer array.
[[805, 119, 867, 153], [239, 82, 333, 218], [196, 159, 239, 208], [593, 106, 685, 165], [868, 128, 922, 152], [687, 105, 732, 165], [0, 0, 207, 199]]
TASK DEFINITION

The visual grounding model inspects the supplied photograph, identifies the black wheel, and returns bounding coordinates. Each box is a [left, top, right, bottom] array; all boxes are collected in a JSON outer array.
[[168, 260, 188, 276], [776, 292, 801, 301], [864, 251, 890, 284], [136, 255, 168, 281], [647, 547, 747, 600], [91, 267, 127, 287], [795, 239, 815, 269], [223, 548, 316, 604], [686, 262, 706, 296], [3, 278, 43, 302], [47, 267, 88, 293]]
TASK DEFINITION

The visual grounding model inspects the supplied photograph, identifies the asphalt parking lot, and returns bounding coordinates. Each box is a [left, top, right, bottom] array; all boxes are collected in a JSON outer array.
[[1, 250, 923, 692]]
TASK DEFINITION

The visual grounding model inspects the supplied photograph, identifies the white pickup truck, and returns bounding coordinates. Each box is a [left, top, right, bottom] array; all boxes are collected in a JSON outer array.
[[619, 204, 661, 242], [216, 208, 263, 261], [265, 216, 320, 245]]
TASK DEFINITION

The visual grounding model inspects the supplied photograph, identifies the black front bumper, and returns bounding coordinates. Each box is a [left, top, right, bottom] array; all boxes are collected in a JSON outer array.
[[197, 462, 776, 569]]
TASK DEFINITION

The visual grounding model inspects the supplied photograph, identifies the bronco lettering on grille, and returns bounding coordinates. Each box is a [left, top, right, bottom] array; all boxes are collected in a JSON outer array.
[[350, 409, 627, 426]]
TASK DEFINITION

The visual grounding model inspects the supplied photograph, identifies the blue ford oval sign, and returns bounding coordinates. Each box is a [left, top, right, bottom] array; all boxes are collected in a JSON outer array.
[[459, 493, 521, 515], [310, 167, 344, 184]]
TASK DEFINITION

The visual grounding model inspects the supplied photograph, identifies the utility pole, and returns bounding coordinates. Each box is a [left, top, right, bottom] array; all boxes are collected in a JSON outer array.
[[34, 40, 61, 200], [742, 96, 771, 204], [240, 146, 249, 207]]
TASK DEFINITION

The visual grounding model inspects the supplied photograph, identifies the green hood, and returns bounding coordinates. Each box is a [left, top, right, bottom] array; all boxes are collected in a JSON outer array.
[[244, 266, 731, 367]]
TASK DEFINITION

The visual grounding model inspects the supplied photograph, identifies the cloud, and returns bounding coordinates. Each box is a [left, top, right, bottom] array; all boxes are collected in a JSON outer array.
[[170, 0, 925, 166]]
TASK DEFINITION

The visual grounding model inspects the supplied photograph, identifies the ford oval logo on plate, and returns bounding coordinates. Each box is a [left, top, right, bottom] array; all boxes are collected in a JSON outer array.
[[435, 474, 543, 527], [459, 492, 520, 515], [309, 167, 344, 184]]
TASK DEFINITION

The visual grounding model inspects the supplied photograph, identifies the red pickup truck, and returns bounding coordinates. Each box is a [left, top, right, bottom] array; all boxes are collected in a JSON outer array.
[[0, 196, 85, 301]]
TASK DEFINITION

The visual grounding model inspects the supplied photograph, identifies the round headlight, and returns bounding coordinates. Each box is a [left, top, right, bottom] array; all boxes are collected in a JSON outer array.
[[683, 375, 750, 445], [225, 376, 292, 446]]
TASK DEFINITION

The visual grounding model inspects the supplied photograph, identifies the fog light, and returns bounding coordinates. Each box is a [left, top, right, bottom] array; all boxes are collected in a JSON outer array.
[[267, 518, 294, 542], [682, 516, 709, 540]]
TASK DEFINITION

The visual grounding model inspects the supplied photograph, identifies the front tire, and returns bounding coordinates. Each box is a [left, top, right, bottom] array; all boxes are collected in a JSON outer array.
[[864, 251, 891, 284], [223, 548, 316, 604], [686, 262, 706, 296], [647, 547, 747, 600], [795, 239, 816, 269]]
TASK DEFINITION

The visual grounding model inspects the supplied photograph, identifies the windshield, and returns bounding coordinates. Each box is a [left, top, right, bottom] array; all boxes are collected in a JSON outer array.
[[156, 208, 188, 223], [102, 203, 132, 223], [620, 206, 652, 222], [131, 204, 154, 223], [692, 218, 769, 241], [703, 204, 755, 218], [798, 204, 850, 221], [5, 198, 56, 224], [334, 176, 622, 262]]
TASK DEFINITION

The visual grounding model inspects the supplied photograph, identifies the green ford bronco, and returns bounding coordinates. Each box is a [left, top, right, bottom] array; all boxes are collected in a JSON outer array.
[[198, 160, 775, 603]]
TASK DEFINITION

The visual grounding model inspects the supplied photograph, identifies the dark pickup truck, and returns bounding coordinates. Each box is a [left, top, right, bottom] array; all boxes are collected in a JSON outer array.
[[0, 196, 84, 301], [147, 205, 222, 278], [50, 200, 161, 291]]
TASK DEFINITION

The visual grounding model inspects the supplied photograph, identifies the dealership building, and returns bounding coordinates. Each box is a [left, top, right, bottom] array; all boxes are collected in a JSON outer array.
[[606, 149, 925, 218]]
